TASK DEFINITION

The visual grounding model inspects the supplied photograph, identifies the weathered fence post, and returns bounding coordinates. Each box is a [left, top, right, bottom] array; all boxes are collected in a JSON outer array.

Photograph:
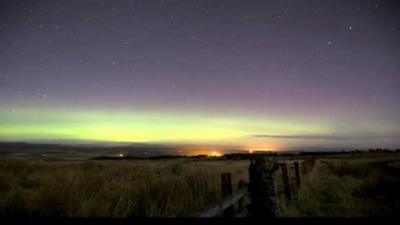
[[280, 163, 291, 201], [221, 173, 234, 217], [294, 162, 301, 186], [248, 156, 280, 217], [237, 180, 246, 213]]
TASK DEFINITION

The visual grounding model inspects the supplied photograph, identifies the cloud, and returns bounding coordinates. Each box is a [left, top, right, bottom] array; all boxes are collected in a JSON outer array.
[[251, 134, 400, 140]]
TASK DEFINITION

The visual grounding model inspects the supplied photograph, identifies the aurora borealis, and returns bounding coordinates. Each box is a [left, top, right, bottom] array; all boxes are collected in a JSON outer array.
[[1, 0, 400, 151], [0, 105, 331, 147]]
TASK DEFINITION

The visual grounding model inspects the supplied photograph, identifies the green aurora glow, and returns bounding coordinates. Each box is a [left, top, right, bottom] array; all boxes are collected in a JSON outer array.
[[1, 104, 399, 150], [0, 106, 332, 147]]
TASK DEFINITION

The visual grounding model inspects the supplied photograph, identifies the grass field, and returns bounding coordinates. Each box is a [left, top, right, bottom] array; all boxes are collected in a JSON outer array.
[[0, 153, 399, 217], [0, 158, 248, 217], [280, 154, 400, 216]]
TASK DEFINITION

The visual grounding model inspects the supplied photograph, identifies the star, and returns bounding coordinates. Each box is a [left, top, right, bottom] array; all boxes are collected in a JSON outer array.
[[370, 94, 378, 101]]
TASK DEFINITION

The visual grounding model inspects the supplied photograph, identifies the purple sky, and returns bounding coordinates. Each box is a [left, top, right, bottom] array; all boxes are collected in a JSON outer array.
[[0, 0, 399, 150]]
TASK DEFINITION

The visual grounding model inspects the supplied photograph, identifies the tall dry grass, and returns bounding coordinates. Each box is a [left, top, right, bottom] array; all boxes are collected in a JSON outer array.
[[279, 155, 400, 216], [1, 154, 399, 217], [0, 159, 248, 217]]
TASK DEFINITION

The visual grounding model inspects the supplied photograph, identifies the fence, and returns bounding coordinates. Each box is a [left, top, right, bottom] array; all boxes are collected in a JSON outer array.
[[193, 156, 312, 217]]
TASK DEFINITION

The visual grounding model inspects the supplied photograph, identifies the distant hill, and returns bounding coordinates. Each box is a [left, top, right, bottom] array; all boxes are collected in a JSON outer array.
[[0, 141, 178, 157]]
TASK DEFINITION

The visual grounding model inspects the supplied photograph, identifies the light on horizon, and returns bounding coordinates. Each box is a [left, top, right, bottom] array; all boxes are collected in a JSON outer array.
[[209, 151, 222, 157]]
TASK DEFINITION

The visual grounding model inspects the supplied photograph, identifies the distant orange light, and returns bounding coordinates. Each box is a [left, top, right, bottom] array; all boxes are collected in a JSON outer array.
[[209, 151, 222, 157], [244, 142, 280, 152], [118, 153, 124, 157]]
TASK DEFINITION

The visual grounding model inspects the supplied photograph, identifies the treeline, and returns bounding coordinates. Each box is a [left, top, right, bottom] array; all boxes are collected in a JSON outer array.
[[367, 148, 400, 153]]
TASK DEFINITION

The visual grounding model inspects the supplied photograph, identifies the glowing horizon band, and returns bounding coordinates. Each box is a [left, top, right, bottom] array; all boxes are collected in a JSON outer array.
[[0, 106, 331, 146]]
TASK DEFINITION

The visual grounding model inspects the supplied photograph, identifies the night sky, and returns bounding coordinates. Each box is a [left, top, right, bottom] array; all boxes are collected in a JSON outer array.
[[1, 0, 399, 151]]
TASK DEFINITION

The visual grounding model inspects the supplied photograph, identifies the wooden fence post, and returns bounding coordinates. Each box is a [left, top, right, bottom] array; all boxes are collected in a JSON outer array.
[[248, 156, 279, 217], [294, 162, 301, 186], [237, 180, 246, 213], [221, 173, 234, 217], [280, 163, 291, 201]]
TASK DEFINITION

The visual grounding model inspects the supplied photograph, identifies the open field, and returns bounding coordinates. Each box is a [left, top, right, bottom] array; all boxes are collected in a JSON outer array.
[[280, 154, 400, 216], [0, 158, 248, 217], [0, 152, 399, 217]]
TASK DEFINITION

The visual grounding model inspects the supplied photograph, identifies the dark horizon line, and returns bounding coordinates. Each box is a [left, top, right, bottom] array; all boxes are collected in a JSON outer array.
[[0, 140, 399, 152]]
